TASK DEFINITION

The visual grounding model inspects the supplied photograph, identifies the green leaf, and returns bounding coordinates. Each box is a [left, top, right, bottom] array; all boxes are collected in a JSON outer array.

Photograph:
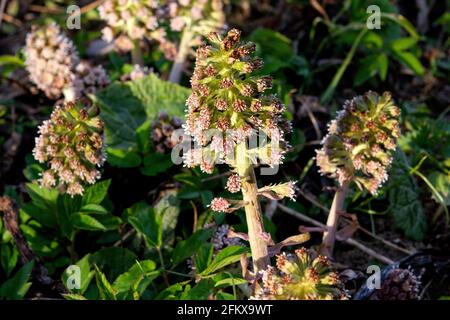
[[215, 292, 236, 300], [392, 50, 425, 76], [354, 53, 389, 86], [0, 244, 19, 277], [428, 172, 450, 206], [62, 254, 94, 294], [71, 212, 106, 231], [26, 183, 58, 211], [248, 28, 295, 74], [200, 246, 249, 276], [94, 266, 117, 300], [214, 275, 247, 289], [82, 180, 111, 205], [94, 74, 190, 168], [113, 260, 159, 299], [140, 153, 173, 176], [154, 190, 180, 249], [388, 151, 427, 241], [171, 228, 214, 266], [354, 54, 380, 86], [381, 13, 420, 40], [20, 223, 61, 258], [0, 261, 34, 300], [91, 248, 137, 282], [125, 202, 162, 248], [154, 282, 190, 300], [80, 204, 109, 215], [390, 37, 418, 51], [0, 55, 25, 67], [378, 53, 388, 80], [106, 148, 142, 168], [63, 293, 87, 300], [183, 279, 216, 300], [56, 195, 79, 239], [194, 243, 214, 274]]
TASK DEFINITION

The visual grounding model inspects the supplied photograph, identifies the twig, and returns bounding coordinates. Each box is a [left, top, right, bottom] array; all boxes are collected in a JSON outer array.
[[357, 226, 414, 255], [297, 188, 328, 211], [298, 187, 412, 255], [80, 0, 106, 14], [305, 103, 322, 140], [113, 228, 136, 247], [277, 203, 395, 264], [29, 5, 63, 14], [0, 196, 67, 294], [0, 13, 22, 27], [201, 171, 230, 182]]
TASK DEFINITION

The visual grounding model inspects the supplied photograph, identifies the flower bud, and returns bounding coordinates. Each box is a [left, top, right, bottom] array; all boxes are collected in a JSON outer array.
[[33, 100, 105, 196], [251, 248, 347, 300], [315, 91, 400, 195]]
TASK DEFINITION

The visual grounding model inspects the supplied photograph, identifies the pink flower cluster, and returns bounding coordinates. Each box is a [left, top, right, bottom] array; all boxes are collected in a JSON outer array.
[[33, 101, 105, 196], [316, 91, 401, 195], [182, 29, 290, 173], [25, 23, 109, 100]]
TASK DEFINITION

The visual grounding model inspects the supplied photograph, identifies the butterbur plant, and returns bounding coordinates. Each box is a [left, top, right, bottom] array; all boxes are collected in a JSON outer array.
[[316, 91, 401, 257], [183, 29, 295, 274], [25, 23, 109, 101], [252, 248, 347, 300], [32, 100, 105, 196]]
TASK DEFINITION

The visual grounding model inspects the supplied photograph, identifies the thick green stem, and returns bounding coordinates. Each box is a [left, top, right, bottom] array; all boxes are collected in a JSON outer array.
[[321, 182, 349, 258], [236, 142, 269, 274], [169, 29, 193, 84]]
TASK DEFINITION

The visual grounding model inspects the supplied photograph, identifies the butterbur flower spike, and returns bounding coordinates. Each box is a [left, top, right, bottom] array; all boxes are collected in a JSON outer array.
[[251, 248, 348, 300], [25, 23, 79, 99], [98, 0, 166, 53], [33, 100, 105, 196], [316, 91, 401, 195], [183, 28, 289, 169], [317, 91, 401, 258], [183, 28, 295, 274], [25, 24, 109, 101], [168, 0, 225, 82]]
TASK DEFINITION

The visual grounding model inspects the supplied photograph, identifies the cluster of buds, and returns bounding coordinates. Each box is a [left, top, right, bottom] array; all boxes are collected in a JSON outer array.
[[211, 224, 242, 252], [167, 0, 224, 37], [252, 248, 347, 300], [74, 61, 110, 97], [183, 29, 289, 170], [25, 23, 109, 100], [315, 91, 401, 195], [181, 29, 295, 210], [151, 112, 184, 153], [24, 23, 79, 99], [32, 100, 105, 196], [120, 64, 153, 82], [98, 0, 173, 55], [369, 268, 421, 300]]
